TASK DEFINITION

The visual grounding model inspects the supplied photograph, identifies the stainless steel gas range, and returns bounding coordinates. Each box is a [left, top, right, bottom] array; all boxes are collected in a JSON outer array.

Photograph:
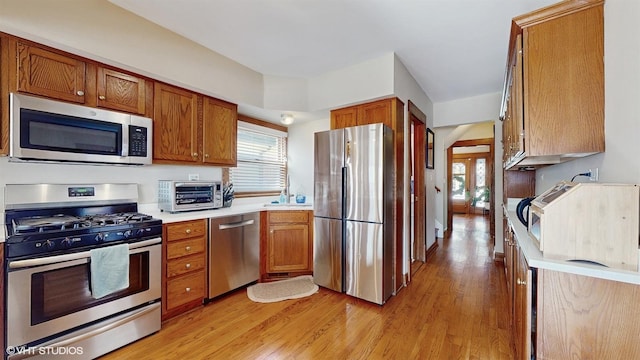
[[3, 184, 162, 360]]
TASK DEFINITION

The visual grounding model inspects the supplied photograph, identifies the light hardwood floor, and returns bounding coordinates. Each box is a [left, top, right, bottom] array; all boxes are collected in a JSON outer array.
[[100, 214, 514, 359]]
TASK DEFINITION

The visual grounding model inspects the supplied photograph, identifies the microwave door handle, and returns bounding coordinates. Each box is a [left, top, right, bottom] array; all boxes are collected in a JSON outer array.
[[122, 123, 129, 157]]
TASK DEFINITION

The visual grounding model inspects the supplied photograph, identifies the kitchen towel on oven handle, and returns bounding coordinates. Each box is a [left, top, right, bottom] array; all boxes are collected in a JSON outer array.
[[90, 243, 130, 299]]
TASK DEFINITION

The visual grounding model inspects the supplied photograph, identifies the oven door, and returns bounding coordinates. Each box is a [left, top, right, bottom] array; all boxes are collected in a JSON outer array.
[[6, 238, 161, 349]]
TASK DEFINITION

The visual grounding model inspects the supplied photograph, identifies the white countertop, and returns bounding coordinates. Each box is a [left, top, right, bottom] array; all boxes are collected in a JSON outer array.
[[139, 202, 314, 224], [504, 205, 640, 285]]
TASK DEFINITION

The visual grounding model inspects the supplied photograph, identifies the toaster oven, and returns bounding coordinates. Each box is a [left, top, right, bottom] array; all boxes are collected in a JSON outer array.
[[158, 180, 223, 212]]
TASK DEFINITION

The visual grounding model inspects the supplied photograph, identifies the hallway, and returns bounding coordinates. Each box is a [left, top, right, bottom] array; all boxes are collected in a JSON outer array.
[[102, 213, 513, 359]]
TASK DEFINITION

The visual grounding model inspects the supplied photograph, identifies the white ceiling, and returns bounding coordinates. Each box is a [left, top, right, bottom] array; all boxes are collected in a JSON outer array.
[[109, 0, 557, 123]]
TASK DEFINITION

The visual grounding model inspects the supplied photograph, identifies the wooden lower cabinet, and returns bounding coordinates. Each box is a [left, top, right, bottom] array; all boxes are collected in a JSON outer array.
[[260, 210, 313, 281], [507, 222, 640, 359], [162, 219, 207, 320]]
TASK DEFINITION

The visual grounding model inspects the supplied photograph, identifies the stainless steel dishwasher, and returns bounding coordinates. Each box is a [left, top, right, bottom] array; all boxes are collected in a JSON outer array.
[[208, 212, 260, 299]]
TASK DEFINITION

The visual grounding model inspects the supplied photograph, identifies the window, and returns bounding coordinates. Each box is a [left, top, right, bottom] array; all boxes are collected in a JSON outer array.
[[229, 121, 287, 195]]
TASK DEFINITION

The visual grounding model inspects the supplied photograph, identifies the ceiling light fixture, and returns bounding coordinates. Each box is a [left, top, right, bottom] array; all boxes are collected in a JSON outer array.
[[280, 113, 294, 125]]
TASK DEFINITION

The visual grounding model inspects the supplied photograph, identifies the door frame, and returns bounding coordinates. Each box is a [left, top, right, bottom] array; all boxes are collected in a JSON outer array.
[[407, 101, 427, 280]]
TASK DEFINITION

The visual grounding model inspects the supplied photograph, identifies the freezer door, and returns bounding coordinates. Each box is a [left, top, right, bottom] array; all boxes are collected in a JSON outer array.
[[314, 129, 344, 219], [344, 220, 392, 305], [313, 217, 343, 292], [344, 124, 385, 223]]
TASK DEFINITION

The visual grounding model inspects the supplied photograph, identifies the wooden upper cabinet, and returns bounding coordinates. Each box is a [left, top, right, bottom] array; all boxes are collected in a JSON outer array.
[[358, 99, 392, 128], [501, 0, 604, 169], [330, 107, 357, 129], [96, 67, 148, 115], [202, 96, 237, 166], [0, 35, 8, 155], [15, 40, 87, 103], [153, 82, 199, 163], [330, 98, 395, 130]]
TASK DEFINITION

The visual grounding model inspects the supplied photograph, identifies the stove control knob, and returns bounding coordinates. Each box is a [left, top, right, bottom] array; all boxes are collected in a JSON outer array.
[[61, 238, 72, 248], [95, 233, 105, 242], [43, 240, 55, 250], [123, 230, 132, 239], [136, 229, 145, 236]]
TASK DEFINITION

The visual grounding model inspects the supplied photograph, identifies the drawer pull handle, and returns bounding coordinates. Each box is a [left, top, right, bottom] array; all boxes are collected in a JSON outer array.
[[185, 263, 191, 269], [76, 90, 85, 96], [185, 246, 191, 251], [185, 287, 191, 293], [185, 229, 192, 234]]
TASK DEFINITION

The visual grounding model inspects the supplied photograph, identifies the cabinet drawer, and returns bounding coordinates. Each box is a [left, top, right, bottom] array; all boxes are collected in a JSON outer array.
[[166, 270, 205, 309], [165, 220, 207, 241], [167, 238, 205, 259], [269, 211, 309, 224], [166, 253, 206, 278]]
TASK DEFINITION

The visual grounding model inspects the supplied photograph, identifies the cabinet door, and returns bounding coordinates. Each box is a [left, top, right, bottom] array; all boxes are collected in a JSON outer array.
[[331, 107, 357, 129], [267, 224, 310, 272], [153, 83, 199, 163], [514, 245, 532, 360], [16, 41, 86, 103], [358, 99, 392, 128], [0, 35, 8, 155], [511, 34, 524, 159], [523, 6, 604, 157], [97, 67, 146, 115], [202, 96, 237, 165]]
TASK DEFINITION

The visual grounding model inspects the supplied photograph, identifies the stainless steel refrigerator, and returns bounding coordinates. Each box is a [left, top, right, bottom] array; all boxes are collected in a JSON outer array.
[[313, 123, 394, 305]]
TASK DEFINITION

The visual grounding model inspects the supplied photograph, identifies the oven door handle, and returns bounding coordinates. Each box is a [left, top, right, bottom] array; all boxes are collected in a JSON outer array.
[[9, 303, 161, 360], [8, 237, 162, 269]]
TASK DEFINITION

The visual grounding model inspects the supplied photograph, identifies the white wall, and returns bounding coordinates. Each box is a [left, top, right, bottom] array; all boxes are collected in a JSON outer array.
[[0, 0, 264, 107], [536, 0, 640, 190], [287, 118, 330, 202]]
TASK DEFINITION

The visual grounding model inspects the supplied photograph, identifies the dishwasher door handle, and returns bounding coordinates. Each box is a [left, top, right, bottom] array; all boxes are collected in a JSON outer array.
[[218, 219, 255, 230]]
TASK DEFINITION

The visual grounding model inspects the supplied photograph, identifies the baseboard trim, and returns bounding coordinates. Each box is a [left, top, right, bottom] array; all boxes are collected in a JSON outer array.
[[426, 242, 438, 259]]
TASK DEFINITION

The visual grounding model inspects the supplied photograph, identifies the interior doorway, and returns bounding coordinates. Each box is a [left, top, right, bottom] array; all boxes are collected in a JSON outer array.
[[408, 101, 426, 278], [446, 138, 495, 239]]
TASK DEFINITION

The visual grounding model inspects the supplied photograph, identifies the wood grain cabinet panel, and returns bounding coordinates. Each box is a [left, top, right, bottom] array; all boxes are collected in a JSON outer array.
[[153, 82, 199, 164], [15, 40, 87, 103], [501, 0, 604, 169], [0, 35, 8, 155], [96, 67, 148, 115], [202, 96, 237, 166], [162, 219, 207, 320], [330, 107, 357, 129], [260, 210, 313, 281]]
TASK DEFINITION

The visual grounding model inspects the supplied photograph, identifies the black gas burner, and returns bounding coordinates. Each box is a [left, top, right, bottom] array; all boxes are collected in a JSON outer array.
[[12, 212, 155, 235]]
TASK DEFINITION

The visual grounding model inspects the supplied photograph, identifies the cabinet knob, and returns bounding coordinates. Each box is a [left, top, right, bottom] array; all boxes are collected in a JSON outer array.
[[185, 287, 191, 293], [76, 90, 85, 96], [185, 228, 192, 234], [192, 153, 198, 157], [205, 154, 210, 158], [517, 278, 527, 286], [185, 263, 191, 269], [98, 95, 106, 100], [185, 246, 191, 251]]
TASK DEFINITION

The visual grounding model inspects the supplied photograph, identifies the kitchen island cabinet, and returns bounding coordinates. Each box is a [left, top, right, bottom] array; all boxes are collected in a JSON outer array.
[[260, 210, 313, 281], [500, 0, 605, 170], [162, 219, 207, 321]]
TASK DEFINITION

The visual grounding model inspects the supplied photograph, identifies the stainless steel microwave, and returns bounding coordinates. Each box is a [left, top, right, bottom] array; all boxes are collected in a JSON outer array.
[[158, 180, 223, 212], [9, 92, 152, 165]]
